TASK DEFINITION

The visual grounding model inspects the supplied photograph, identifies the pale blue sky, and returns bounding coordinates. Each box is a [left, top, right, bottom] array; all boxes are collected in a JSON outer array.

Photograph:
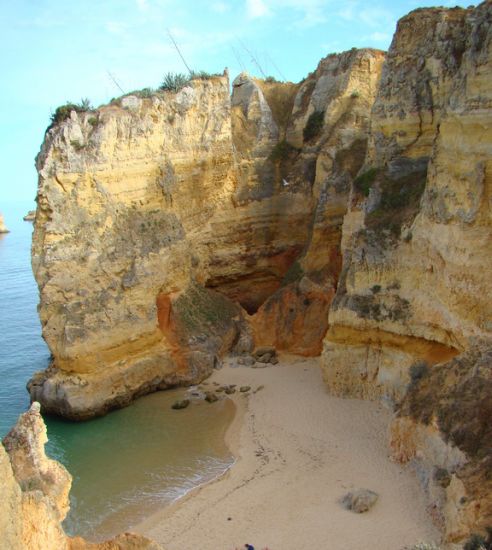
[[0, 0, 469, 203]]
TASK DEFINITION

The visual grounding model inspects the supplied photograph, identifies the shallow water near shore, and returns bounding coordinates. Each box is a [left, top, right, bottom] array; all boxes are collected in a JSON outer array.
[[0, 201, 235, 541], [49, 390, 235, 541]]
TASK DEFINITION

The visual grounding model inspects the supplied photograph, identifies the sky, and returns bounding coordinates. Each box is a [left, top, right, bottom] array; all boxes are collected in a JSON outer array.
[[0, 0, 471, 204]]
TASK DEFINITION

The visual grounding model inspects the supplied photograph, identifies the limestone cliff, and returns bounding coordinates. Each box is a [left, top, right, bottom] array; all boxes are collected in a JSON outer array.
[[251, 49, 384, 355], [321, 1, 492, 542], [30, 51, 384, 419], [390, 344, 492, 543], [1, 403, 161, 550], [0, 212, 9, 233], [322, 2, 492, 402]]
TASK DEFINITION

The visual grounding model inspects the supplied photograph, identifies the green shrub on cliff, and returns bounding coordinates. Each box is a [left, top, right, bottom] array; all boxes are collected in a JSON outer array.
[[464, 531, 492, 550], [354, 167, 379, 197], [49, 98, 93, 128], [303, 110, 325, 142], [281, 260, 304, 286], [159, 72, 191, 92], [159, 71, 221, 93]]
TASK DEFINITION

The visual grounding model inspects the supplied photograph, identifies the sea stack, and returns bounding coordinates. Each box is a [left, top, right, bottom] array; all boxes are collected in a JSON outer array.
[[0, 213, 9, 233], [23, 210, 36, 222]]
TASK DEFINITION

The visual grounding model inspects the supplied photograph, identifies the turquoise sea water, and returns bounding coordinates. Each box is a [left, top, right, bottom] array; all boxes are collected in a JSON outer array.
[[0, 201, 234, 541]]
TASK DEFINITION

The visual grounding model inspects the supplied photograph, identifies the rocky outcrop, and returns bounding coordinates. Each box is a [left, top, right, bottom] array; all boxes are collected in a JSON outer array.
[[1, 403, 161, 550], [24, 210, 36, 222], [0, 212, 9, 233], [30, 73, 240, 419], [390, 344, 492, 543], [30, 51, 384, 419], [321, 2, 492, 542], [250, 49, 385, 355], [322, 2, 492, 403]]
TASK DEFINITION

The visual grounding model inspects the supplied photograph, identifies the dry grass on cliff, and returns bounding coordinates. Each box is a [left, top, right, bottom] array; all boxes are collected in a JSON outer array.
[[255, 79, 299, 135]]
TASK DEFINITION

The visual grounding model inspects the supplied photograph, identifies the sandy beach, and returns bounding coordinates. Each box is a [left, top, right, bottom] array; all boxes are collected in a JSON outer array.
[[135, 355, 440, 550]]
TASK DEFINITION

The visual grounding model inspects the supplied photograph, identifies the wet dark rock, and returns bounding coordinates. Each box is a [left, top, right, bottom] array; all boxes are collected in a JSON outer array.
[[253, 346, 276, 359], [205, 392, 219, 403], [171, 399, 190, 410]]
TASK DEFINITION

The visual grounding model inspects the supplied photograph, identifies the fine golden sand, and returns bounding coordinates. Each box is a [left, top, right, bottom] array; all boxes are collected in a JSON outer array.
[[135, 355, 440, 550]]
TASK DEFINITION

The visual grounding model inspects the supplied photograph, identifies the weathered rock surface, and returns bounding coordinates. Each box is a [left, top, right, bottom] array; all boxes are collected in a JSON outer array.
[[0, 212, 9, 233], [322, 1, 492, 403], [24, 210, 36, 222], [1, 403, 162, 550], [250, 49, 385, 355], [31, 50, 384, 419], [26, 3, 492, 544], [390, 344, 492, 543], [321, 2, 492, 542], [31, 74, 238, 419]]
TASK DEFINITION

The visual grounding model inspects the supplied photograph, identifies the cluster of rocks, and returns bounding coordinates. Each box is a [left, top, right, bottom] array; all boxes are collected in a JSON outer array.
[[171, 382, 263, 409], [236, 346, 279, 368]]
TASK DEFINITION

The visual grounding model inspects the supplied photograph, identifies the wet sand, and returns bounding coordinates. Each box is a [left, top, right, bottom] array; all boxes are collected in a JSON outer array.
[[135, 355, 440, 550]]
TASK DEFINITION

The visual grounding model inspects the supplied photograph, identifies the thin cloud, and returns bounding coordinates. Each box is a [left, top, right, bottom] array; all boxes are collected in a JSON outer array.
[[250, 0, 329, 28], [136, 0, 149, 11], [105, 21, 129, 35], [211, 2, 230, 13], [359, 6, 395, 28], [246, 0, 271, 19]]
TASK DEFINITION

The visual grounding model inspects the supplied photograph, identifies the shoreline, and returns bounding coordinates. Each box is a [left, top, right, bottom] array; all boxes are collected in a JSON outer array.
[[134, 355, 442, 550], [127, 385, 247, 532]]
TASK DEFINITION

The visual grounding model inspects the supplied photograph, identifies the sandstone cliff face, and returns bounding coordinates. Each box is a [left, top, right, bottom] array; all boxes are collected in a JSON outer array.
[[1, 403, 161, 550], [322, 2, 492, 403], [31, 51, 383, 419], [321, 2, 492, 542], [251, 49, 385, 355], [390, 344, 492, 543], [31, 74, 239, 419]]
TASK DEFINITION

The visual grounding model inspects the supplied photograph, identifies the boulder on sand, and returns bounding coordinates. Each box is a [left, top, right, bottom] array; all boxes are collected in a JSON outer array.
[[341, 489, 379, 513]]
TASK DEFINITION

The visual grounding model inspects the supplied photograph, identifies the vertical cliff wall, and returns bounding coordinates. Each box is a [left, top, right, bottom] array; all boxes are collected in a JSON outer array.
[[321, 2, 492, 542], [322, 2, 492, 402], [30, 51, 384, 419], [250, 49, 385, 355]]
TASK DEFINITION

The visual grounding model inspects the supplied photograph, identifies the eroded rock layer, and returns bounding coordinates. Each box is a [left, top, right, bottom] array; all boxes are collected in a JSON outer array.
[[322, 2, 492, 402], [31, 51, 384, 418], [321, 2, 492, 542], [390, 344, 492, 543]]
